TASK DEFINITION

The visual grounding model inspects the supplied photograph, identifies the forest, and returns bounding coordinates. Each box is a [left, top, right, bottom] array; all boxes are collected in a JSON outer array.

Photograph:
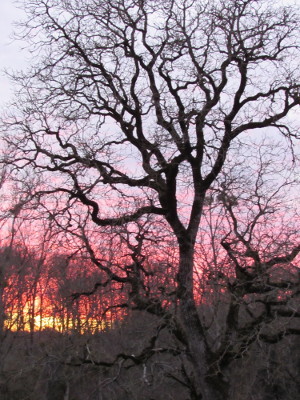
[[0, 0, 300, 399]]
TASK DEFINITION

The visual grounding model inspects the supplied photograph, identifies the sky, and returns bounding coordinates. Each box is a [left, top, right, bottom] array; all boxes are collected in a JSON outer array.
[[0, 0, 299, 107], [0, 0, 27, 108]]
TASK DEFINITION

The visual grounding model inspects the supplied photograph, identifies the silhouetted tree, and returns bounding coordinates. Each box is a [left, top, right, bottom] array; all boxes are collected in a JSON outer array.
[[1, 0, 300, 398]]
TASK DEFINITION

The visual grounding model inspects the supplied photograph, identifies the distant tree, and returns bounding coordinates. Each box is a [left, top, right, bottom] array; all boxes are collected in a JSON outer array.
[[1, 0, 300, 398]]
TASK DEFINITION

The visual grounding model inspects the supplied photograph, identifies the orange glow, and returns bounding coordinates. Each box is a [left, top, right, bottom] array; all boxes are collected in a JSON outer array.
[[4, 292, 115, 333]]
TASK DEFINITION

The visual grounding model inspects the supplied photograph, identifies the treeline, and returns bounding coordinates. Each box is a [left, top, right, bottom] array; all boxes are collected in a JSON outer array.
[[0, 245, 130, 333], [0, 240, 180, 334]]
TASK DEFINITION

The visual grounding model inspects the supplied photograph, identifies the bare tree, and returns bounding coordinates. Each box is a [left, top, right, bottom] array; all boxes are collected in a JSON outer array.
[[1, 0, 300, 398]]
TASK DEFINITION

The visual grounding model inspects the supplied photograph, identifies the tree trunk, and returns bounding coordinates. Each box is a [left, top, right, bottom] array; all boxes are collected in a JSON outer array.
[[178, 247, 228, 400]]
